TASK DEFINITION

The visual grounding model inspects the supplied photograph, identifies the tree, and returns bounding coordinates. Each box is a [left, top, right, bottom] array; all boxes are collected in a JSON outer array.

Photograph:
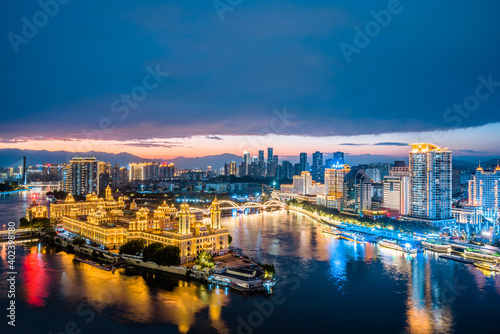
[[195, 251, 214, 269], [143, 242, 165, 262], [19, 217, 29, 228], [73, 236, 86, 247], [153, 245, 181, 266], [228, 234, 233, 245], [119, 239, 146, 255]]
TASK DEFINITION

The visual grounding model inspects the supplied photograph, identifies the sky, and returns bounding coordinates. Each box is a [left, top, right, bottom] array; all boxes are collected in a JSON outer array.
[[1, 0, 500, 160]]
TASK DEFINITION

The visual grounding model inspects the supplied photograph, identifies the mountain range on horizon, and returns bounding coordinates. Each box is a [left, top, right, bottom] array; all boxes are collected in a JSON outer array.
[[0, 148, 497, 170]]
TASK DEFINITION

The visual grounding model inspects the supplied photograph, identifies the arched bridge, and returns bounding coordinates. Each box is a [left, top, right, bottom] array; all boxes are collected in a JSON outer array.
[[189, 199, 287, 215]]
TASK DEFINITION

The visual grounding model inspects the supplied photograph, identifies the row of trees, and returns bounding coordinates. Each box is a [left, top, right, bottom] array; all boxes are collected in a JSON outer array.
[[288, 199, 440, 235], [119, 239, 181, 266], [19, 217, 57, 236]]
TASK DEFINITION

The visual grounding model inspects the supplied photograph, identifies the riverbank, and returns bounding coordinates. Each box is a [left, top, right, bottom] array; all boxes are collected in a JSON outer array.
[[0, 188, 30, 195], [46, 234, 275, 293]]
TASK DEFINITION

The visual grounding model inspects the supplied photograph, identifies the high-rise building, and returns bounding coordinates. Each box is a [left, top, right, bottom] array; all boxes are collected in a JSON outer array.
[[324, 164, 351, 198], [408, 143, 452, 221], [468, 164, 500, 221], [282, 160, 293, 179], [159, 163, 175, 179], [383, 175, 409, 215], [64, 157, 100, 196], [333, 152, 344, 165], [111, 164, 128, 190], [266, 148, 274, 177], [311, 151, 324, 182], [343, 167, 372, 214], [243, 151, 251, 176], [292, 171, 313, 195], [258, 150, 266, 176], [299, 153, 307, 172]]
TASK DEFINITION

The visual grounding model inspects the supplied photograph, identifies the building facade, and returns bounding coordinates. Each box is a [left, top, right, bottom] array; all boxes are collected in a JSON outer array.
[[468, 165, 500, 222], [408, 143, 452, 222]]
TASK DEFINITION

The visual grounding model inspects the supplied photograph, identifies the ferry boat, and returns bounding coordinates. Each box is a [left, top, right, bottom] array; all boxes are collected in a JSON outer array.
[[464, 249, 500, 264], [421, 239, 452, 253], [473, 261, 500, 272], [322, 229, 341, 239], [341, 231, 367, 243], [379, 239, 418, 254]]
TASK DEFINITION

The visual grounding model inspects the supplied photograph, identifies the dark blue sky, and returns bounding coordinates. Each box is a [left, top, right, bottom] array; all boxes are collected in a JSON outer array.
[[1, 0, 499, 157]]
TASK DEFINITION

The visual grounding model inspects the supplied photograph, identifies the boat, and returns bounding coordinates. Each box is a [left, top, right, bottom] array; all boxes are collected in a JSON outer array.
[[322, 229, 341, 239], [422, 240, 451, 253], [473, 261, 500, 272], [439, 254, 473, 264], [464, 249, 500, 264], [341, 230, 367, 243], [379, 239, 418, 254]]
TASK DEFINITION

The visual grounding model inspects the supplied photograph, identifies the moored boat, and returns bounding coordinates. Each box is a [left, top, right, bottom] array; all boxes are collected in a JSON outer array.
[[422, 239, 451, 253], [464, 249, 500, 264], [473, 261, 500, 272], [322, 229, 341, 239], [379, 239, 418, 254]]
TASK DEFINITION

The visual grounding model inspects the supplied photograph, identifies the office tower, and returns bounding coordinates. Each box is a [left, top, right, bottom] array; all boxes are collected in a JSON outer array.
[[64, 157, 100, 196], [333, 151, 344, 165], [294, 163, 301, 176], [243, 151, 251, 176], [408, 143, 452, 221], [282, 160, 293, 179], [267, 148, 273, 163], [383, 175, 409, 215], [343, 167, 372, 213], [292, 171, 313, 195], [299, 153, 307, 172], [311, 151, 324, 182], [266, 148, 274, 177], [324, 164, 351, 198], [258, 150, 266, 176], [468, 164, 500, 221]]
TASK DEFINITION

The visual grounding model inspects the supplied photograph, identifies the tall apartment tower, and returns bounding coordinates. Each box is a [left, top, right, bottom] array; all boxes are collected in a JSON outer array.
[[311, 151, 324, 182], [468, 164, 500, 221], [299, 153, 308, 172], [64, 157, 100, 196], [408, 143, 452, 221], [324, 164, 351, 198]]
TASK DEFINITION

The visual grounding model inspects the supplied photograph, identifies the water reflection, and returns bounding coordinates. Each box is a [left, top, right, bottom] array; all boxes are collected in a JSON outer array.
[[1, 201, 500, 333]]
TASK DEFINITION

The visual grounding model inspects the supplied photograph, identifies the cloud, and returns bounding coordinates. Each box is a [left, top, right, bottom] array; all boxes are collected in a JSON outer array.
[[117, 140, 183, 149], [206, 136, 223, 141], [340, 143, 368, 146], [373, 142, 408, 146]]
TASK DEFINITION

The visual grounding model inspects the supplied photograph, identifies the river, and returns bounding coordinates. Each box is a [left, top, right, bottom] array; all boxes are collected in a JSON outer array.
[[1, 192, 499, 333]]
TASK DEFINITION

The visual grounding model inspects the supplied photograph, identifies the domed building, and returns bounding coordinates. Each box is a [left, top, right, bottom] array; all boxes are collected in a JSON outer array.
[[59, 197, 229, 263]]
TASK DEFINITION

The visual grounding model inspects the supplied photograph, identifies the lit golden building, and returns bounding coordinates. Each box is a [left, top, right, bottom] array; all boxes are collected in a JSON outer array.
[[58, 192, 229, 264], [25, 196, 48, 222], [50, 185, 126, 218]]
